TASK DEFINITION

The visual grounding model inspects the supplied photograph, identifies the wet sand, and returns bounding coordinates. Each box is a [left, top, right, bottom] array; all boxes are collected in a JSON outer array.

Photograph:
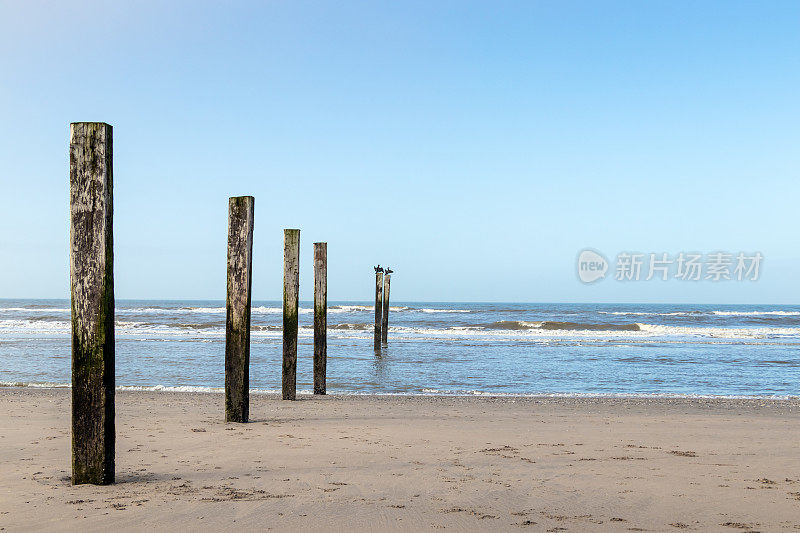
[[1, 388, 799, 532]]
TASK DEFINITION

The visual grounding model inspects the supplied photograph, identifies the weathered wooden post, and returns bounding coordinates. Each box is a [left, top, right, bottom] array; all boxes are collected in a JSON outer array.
[[381, 268, 392, 344], [283, 229, 300, 400], [374, 266, 383, 351], [313, 242, 327, 395], [225, 196, 254, 422], [69, 122, 115, 485]]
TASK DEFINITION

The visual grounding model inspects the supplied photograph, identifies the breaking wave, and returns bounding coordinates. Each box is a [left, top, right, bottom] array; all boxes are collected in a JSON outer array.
[[481, 320, 640, 331], [329, 323, 371, 330], [712, 310, 800, 316], [600, 310, 800, 317], [539, 321, 641, 331]]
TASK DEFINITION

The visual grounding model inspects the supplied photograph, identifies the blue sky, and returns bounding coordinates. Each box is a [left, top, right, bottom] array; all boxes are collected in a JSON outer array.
[[1, 1, 798, 303]]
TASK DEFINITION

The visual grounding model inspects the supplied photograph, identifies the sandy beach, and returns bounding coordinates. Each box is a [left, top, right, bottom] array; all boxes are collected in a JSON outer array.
[[1, 388, 799, 532]]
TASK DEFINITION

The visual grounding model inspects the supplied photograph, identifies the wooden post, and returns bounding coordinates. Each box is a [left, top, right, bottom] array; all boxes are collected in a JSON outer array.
[[283, 229, 300, 400], [313, 243, 327, 395], [374, 266, 383, 351], [225, 196, 254, 422], [69, 122, 115, 485], [381, 269, 391, 344]]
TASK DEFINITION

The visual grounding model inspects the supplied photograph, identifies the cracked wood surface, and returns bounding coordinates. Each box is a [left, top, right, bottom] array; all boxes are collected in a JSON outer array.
[[225, 196, 254, 422], [69, 122, 115, 485], [313, 242, 327, 395], [282, 229, 300, 400]]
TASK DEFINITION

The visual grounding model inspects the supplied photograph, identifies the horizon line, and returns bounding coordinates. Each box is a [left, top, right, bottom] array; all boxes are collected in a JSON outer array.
[[1, 297, 798, 306]]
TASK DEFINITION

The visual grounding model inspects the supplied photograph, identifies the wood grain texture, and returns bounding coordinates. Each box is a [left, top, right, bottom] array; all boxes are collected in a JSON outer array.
[[225, 196, 254, 422], [69, 122, 115, 485], [283, 229, 300, 400], [381, 273, 390, 344], [313, 243, 327, 395], [374, 271, 383, 351]]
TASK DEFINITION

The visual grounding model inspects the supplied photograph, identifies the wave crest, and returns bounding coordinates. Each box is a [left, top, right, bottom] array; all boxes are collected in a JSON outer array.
[[482, 320, 640, 331]]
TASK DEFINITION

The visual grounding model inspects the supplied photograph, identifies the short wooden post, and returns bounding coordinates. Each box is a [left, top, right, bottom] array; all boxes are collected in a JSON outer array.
[[69, 122, 115, 485], [381, 268, 391, 344], [313, 243, 327, 395], [283, 229, 300, 400], [225, 196, 254, 422], [374, 266, 383, 351]]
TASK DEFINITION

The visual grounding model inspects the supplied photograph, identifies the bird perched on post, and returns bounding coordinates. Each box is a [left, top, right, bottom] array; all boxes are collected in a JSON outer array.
[[385, 267, 393, 275], [374, 265, 383, 273]]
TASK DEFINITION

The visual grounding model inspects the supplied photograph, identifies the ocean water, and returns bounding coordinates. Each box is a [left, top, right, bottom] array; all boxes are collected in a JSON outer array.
[[1, 299, 798, 398]]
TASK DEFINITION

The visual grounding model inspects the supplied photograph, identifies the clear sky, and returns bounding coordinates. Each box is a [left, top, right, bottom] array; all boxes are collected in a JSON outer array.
[[1, 1, 798, 303]]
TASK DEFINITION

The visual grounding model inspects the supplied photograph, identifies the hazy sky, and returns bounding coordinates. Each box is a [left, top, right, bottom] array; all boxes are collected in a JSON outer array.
[[1, 1, 798, 303]]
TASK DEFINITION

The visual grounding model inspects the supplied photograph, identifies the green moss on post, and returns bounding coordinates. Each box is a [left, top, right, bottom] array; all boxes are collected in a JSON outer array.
[[225, 196, 254, 422], [313, 243, 327, 394], [69, 122, 115, 485], [283, 229, 300, 400]]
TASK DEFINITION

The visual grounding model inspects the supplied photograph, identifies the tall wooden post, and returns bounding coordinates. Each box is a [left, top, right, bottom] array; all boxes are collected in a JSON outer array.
[[313, 243, 327, 395], [283, 229, 300, 400], [225, 196, 254, 422], [69, 122, 115, 485], [381, 269, 391, 344], [374, 266, 383, 351]]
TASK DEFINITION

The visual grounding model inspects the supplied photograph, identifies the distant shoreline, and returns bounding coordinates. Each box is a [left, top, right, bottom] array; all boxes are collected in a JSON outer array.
[[2, 383, 798, 403]]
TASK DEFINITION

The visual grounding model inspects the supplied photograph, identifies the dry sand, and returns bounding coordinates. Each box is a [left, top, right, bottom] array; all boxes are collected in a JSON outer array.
[[1, 388, 798, 532]]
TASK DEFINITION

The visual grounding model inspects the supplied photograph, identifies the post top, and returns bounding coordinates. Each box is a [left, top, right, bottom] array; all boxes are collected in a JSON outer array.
[[70, 122, 112, 127], [229, 195, 255, 201]]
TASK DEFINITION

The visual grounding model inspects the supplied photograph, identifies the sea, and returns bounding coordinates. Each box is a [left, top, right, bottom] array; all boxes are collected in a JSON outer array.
[[1, 299, 798, 398]]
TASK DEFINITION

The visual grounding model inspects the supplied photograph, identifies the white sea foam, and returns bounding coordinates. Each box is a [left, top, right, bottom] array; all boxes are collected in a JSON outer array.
[[599, 311, 696, 316], [0, 382, 317, 395], [634, 323, 800, 338], [0, 381, 71, 388], [0, 307, 70, 313], [712, 310, 800, 316], [2, 318, 799, 341], [2, 381, 794, 400], [418, 308, 471, 313], [0, 319, 70, 332], [418, 389, 798, 400], [328, 305, 372, 313], [123, 306, 290, 314], [1, 304, 469, 316], [116, 385, 314, 395], [389, 324, 800, 340], [0, 318, 317, 338], [600, 310, 800, 317], [328, 305, 463, 313]]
